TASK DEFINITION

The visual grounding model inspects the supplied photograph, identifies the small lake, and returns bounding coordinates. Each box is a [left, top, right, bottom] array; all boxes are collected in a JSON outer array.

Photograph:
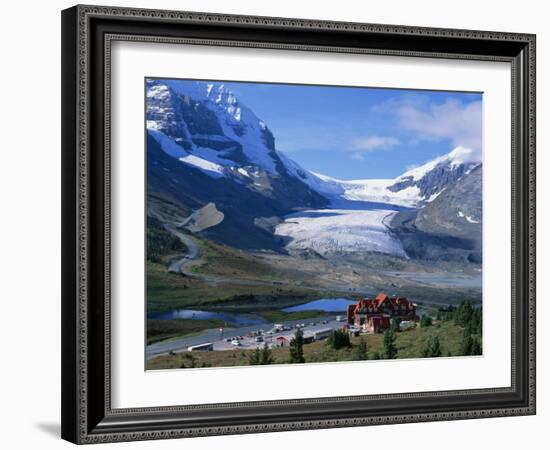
[[147, 309, 268, 326], [283, 298, 356, 313], [149, 298, 356, 325]]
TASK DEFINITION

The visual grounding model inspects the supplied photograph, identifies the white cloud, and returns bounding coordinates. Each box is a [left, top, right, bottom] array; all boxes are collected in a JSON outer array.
[[375, 95, 482, 161], [352, 135, 400, 152]]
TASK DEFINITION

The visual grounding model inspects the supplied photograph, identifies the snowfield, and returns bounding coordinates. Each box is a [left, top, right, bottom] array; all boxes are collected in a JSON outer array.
[[149, 129, 227, 178], [330, 177, 421, 208], [274, 208, 408, 258], [457, 210, 480, 224]]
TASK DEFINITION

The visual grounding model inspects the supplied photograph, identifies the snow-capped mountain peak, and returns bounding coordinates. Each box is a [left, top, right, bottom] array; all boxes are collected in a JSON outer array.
[[278, 146, 480, 209], [397, 146, 478, 182], [146, 79, 281, 175]]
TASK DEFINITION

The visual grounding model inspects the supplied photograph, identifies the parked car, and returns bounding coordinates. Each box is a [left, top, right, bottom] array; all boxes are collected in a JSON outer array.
[[231, 340, 241, 346]]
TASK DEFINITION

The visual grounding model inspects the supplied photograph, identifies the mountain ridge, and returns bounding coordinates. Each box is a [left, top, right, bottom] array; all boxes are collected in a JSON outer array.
[[146, 78, 482, 261]]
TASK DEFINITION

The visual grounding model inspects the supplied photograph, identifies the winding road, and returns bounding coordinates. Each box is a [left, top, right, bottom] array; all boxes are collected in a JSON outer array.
[[163, 224, 293, 287], [165, 224, 203, 276]]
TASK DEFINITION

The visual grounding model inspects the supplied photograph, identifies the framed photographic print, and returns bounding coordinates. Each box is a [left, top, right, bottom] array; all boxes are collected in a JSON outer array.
[[61, 5, 536, 444]]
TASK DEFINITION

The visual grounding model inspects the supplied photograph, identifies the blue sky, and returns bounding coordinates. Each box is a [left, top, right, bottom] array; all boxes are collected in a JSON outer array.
[[216, 81, 482, 180]]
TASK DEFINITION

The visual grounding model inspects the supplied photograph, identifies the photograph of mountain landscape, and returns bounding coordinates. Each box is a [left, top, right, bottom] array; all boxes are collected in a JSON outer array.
[[145, 78, 483, 370]]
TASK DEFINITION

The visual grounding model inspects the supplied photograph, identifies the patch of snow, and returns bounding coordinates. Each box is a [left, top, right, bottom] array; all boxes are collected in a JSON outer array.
[[179, 154, 226, 178], [146, 120, 160, 130], [148, 129, 226, 178], [146, 84, 170, 100], [275, 209, 408, 258], [425, 190, 443, 203], [465, 162, 481, 175], [191, 145, 235, 167], [457, 210, 480, 224], [148, 129, 187, 159], [237, 167, 251, 178]]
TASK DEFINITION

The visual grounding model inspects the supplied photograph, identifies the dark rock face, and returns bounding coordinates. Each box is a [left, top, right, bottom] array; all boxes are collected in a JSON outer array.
[[179, 95, 224, 136], [391, 165, 482, 263]]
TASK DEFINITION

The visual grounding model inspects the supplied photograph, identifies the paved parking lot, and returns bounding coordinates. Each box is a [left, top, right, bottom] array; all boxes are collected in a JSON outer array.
[[146, 315, 350, 359]]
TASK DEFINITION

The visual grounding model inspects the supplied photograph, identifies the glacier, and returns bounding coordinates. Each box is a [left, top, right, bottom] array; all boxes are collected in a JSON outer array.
[[274, 208, 408, 258]]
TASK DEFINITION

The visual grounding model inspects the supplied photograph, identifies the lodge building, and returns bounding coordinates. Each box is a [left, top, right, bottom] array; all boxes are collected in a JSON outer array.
[[347, 293, 418, 332]]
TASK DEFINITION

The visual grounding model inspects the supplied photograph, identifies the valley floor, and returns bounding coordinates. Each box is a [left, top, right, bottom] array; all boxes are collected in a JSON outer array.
[[147, 321, 474, 370], [145, 227, 482, 369]]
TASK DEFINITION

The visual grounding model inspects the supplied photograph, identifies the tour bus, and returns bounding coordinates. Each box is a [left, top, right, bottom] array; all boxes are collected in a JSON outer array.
[[312, 328, 333, 341], [187, 342, 214, 351]]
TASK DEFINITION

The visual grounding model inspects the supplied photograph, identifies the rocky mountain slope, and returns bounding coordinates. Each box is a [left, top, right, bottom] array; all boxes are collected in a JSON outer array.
[[391, 164, 482, 262]]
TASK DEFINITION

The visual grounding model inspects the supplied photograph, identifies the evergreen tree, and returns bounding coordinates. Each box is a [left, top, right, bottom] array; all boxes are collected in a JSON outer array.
[[420, 314, 433, 328], [353, 337, 368, 361], [248, 348, 261, 365], [471, 338, 482, 356], [432, 337, 442, 357], [454, 300, 474, 327], [471, 307, 482, 335], [260, 343, 274, 364], [250, 343, 274, 365], [391, 318, 401, 333], [371, 352, 381, 360], [436, 305, 456, 321], [383, 330, 398, 359], [460, 333, 474, 356], [289, 328, 305, 363], [327, 329, 351, 350], [422, 336, 442, 357]]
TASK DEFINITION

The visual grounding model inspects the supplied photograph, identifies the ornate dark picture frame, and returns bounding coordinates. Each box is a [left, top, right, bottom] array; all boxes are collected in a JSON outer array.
[[61, 4, 536, 444]]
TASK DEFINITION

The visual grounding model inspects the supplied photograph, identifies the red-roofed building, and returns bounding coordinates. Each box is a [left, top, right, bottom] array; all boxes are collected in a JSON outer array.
[[347, 293, 418, 332], [368, 316, 391, 333]]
